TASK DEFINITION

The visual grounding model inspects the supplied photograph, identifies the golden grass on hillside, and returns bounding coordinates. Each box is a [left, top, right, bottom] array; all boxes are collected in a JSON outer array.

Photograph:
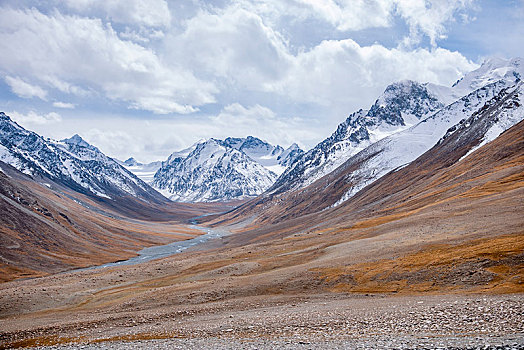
[[314, 233, 524, 295]]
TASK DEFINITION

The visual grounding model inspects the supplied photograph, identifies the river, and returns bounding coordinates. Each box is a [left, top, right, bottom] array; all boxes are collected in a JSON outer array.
[[86, 224, 230, 270]]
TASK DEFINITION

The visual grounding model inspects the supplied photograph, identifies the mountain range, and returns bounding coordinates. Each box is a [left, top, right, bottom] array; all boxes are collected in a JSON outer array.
[[1, 58, 522, 208], [270, 57, 523, 195], [213, 57, 523, 224]]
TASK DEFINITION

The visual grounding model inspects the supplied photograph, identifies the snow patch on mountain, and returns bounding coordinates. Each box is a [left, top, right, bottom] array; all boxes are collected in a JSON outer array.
[[458, 83, 523, 161]]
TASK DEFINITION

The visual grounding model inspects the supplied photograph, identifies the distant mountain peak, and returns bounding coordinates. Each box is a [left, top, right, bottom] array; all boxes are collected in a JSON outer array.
[[61, 134, 100, 152], [123, 157, 141, 166], [370, 80, 443, 126], [150, 136, 303, 202], [152, 137, 277, 202], [62, 133, 86, 144], [452, 56, 523, 93]]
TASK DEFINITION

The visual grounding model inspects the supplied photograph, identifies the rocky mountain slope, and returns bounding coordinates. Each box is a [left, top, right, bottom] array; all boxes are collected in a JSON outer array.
[[0, 159, 234, 282], [0, 116, 166, 203]]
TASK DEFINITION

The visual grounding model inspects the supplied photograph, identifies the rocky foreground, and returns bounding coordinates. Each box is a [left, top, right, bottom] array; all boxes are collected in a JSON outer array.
[[2, 293, 523, 349]]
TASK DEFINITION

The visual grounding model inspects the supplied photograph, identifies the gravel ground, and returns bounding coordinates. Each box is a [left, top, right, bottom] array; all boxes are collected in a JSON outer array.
[[31, 335, 524, 350], [9, 294, 523, 350]]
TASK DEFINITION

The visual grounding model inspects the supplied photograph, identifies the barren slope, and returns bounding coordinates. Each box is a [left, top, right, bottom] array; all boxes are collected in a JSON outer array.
[[0, 163, 236, 282]]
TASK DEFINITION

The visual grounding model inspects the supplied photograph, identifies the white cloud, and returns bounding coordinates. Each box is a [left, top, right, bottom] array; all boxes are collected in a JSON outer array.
[[4, 76, 47, 100], [52, 101, 75, 109], [0, 0, 507, 164], [162, 3, 476, 116], [0, 7, 216, 114], [268, 40, 478, 114], [9, 110, 62, 125], [42, 76, 91, 97], [295, 0, 393, 31], [165, 6, 292, 90], [211, 103, 319, 149], [236, 0, 392, 32], [395, 0, 475, 47], [240, 0, 475, 46], [63, 0, 172, 28], [36, 104, 323, 163]]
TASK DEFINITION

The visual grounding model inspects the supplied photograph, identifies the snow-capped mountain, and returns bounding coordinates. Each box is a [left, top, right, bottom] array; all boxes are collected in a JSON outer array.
[[270, 80, 446, 194], [122, 157, 140, 167], [119, 157, 162, 184], [277, 143, 304, 168], [270, 57, 523, 195], [152, 138, 278, 202], [452, 57, 522, 93], [0, 116, 165, 202], [331, 79, 523, 207], [223, 136, 303, 175], [218, 58, 523, 226]]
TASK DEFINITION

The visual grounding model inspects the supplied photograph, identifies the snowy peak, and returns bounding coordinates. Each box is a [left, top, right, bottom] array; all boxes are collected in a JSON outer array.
[[184, 138, 229, 168], [58, 134, 103, 158], [369, 80, 444, 126], [152, 138, 278, 202], [165, 143, 199, 164], [453, 57, 523, 93], [278, 143, 304, 168], [271, 81, 445, 193], [239, 136, 276, 154], [270, 59, 524, 195], [150, 136, 304, 202], [218, 136, 302, 175], [123, 157, 141, 167], [62, 134, 93, 149], [330, 79, 524, 208], [0, 111, 10, 121], [223, 136, 278, 160]]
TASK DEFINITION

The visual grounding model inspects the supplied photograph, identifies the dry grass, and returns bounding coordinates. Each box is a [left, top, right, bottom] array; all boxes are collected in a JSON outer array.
[[314, 234, 524, 294]]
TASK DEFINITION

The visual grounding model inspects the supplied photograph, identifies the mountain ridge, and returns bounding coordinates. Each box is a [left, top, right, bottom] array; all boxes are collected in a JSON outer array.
[[269, 57, 523, 196], [0, 114, 166, 204]]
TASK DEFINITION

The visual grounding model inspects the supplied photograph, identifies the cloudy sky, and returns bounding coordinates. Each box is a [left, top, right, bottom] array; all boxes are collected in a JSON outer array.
[[1, 0, 523, 162]]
